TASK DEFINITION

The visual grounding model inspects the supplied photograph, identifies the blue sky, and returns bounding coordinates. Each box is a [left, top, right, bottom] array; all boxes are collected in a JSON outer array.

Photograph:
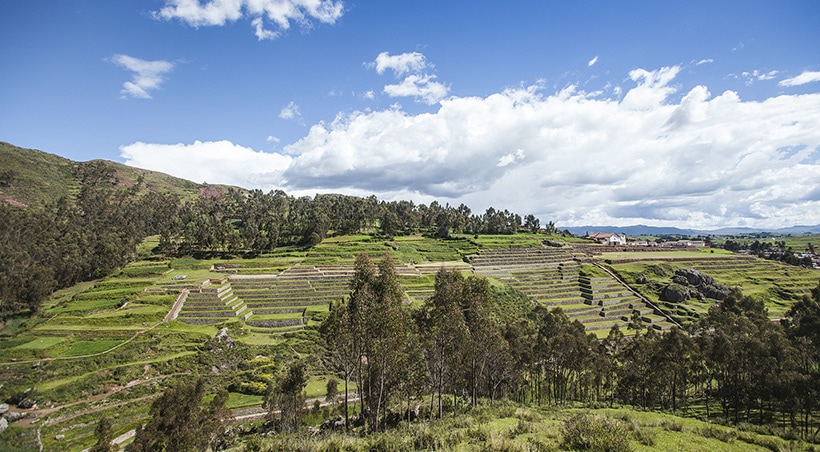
[[1, 1, 819, 229]]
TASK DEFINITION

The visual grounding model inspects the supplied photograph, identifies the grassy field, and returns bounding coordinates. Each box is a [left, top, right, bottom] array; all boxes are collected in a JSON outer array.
[[246, 403, 805, 451]]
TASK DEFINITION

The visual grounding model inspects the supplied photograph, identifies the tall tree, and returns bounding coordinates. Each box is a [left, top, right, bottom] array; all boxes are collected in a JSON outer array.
[[266, 360, 308, 432], [419, 269, 470, 418], [320, 299, 359, 430]]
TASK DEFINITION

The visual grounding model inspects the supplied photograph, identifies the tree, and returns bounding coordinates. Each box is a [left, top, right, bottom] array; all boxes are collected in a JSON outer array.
[[461, 275, 498, 406], [782, 281, 820, 439], [419, 269, 470, 418], [126, 378, 228, 452], [524, 214, 541, 233], [320, 299, 358, 430], [89, 416, 115, 452], [266, 360, 308, 432], [325, 377, 339, 405]]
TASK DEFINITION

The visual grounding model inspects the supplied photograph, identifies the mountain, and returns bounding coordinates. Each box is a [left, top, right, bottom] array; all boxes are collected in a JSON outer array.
[[563, 224, 820, 237], [0, 141, 235, 208]]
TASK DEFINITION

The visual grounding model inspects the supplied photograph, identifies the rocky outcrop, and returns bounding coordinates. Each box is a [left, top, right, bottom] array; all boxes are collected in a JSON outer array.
[[661, 283, 690, 303], [660, 269, 730, 302], [674, 268, 715, 287]]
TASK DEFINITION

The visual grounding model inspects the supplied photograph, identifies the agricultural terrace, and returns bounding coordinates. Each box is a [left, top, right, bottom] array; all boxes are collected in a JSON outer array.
[[2, 233, 817, 450], [470, 247, 677, 337], [601, 247, 820, 321]]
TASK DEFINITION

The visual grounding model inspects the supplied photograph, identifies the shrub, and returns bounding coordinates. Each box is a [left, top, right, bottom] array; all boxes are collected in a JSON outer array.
[[696, 426, 737, 443], [660, 419, 683, 432], [560, 413, 632, 452]]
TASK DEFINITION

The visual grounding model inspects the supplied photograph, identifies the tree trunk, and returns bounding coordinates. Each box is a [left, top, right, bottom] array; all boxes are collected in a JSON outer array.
[[344, 375, 350, 431]]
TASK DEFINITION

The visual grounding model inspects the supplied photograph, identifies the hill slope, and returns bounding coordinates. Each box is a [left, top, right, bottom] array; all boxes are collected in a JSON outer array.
[[0, 142, 234, 207]]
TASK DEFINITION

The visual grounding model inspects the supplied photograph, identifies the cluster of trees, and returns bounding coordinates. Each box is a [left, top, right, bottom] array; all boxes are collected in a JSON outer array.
[[322, 255, 820, 439], [157, 191, 540, 254], [2, 173, 556, 317], [722, 239, 814, 267], [0, 162, 178, 317]]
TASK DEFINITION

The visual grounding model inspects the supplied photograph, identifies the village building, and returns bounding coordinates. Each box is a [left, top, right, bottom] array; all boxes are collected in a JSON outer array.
[[587, 232, 628, 246]]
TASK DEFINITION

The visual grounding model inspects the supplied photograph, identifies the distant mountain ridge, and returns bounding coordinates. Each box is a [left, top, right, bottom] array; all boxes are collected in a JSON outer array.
[[563, 224, 820, 236]]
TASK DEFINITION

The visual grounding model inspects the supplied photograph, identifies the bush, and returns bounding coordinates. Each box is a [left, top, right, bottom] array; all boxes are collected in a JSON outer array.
[[560, 413, 632, 452], [695, 426, 737, 443]]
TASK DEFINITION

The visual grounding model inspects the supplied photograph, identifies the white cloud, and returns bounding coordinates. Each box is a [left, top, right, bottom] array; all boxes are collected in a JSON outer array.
[[373, 51, 429, 75], [696, 58, 714, 65], [110, 54, 174, 99], [588, 56, 598, 67], [383, 74, 449, 105], [266, 135, 280, 143], [279, 101, 301, 120], [740, 69, 779, 85], [372, 51, 450, 105], [123, 66, 820, 229], [120, 140, 292, 188], [497, 149, 525, 167], [154, 0, 344, 40], [779, 70, 820, 87], [251, 17, 278, 40]]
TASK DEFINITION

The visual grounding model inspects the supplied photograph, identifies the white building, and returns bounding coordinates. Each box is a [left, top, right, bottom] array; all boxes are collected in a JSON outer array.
[[588, 232, 628, 246]]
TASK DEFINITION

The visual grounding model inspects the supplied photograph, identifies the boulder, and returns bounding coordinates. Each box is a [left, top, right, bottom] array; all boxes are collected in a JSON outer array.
[[661, 284, 690, 303], [0, 403, 8, 415], [17, 398, 36, 409], [702, 284, 730, 300], [0, 418, 7, 435], [5, 411, 26, 422], [674, 268, 714, 287]]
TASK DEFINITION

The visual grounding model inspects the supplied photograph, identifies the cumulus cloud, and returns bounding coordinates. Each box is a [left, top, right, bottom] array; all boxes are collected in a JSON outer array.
[[109, 54, 174, 99], [122, 66, 820, 229], [372, 51, 450, 105], [154, 0, 344, 40], [120, 140, 292, 188], [779, 70, 820, 87], [383, 74, 449, 106]]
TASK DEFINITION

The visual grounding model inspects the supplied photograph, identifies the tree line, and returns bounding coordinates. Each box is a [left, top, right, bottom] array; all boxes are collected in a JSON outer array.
[[1, 168, 551, 318], [722, 239, 814, 268], [319, 254, 820, 439]]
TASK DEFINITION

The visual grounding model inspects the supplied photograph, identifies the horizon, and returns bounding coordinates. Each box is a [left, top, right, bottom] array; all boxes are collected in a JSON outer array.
[[1, 1, 819, 230]]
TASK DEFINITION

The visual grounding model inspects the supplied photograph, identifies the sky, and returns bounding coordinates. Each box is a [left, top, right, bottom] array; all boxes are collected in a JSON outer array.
[[1, 1, 819, 230]]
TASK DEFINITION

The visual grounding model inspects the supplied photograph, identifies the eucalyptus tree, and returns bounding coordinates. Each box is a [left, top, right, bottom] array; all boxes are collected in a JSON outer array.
[[418, 268, 470, 418], [266, 360, 308, 432], [782, 282, 820, 439], [328, 253, 415, 431]]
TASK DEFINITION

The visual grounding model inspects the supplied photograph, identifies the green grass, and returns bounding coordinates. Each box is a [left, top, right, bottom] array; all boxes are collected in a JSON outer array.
[[12, 336, 65, 350], [226, 392, 264, 409], [63, 340, 124, 356], [607, 255, 819, 322]]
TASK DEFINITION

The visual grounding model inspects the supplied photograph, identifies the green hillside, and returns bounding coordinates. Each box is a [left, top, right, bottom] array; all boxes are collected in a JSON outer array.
[[0, 142, 78, 207], [0, 142, 232, 208]]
